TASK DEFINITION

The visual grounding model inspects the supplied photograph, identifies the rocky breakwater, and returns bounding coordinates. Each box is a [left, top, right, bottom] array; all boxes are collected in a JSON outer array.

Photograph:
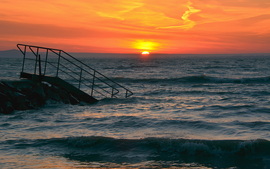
[[0, 78, 83, 114]]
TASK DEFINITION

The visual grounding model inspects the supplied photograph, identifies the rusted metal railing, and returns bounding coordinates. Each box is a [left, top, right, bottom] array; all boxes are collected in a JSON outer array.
[[17, 44, 133, 99]]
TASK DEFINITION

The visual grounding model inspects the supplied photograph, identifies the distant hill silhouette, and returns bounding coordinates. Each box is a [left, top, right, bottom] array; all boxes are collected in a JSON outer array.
[[0, 49, 21, 58], [0, 49, 138, 58]]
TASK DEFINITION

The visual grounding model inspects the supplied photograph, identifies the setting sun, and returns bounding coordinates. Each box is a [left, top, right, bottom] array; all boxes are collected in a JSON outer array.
[[141, 51, 150, 55], [132, 40, 160, 53]]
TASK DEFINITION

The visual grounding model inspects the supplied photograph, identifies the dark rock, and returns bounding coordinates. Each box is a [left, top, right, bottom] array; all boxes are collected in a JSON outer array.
[[43, 85, 61, 102], [8, 91, 31, 110], [69, 94, 80, 105], [54, 86, 71, 104], [0, 79, 94, 114], [0, 92, 14, 114]]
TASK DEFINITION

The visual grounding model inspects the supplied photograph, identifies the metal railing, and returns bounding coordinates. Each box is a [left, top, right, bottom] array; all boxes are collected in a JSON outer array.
[[17, 44, 133, 99]]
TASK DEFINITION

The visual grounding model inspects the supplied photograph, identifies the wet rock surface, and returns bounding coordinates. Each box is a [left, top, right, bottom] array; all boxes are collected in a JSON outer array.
[[0, 79, 81, 114]]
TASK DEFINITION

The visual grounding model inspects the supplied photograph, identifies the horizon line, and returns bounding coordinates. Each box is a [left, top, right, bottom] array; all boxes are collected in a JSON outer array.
[[1, 49, 270, 55]]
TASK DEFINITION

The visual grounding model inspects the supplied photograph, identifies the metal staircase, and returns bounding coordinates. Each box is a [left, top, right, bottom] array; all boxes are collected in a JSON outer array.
[[17, 44, 133, 102]]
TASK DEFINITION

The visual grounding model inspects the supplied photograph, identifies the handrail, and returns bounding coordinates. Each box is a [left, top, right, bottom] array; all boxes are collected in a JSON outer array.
[[17, 44, 133, 99]]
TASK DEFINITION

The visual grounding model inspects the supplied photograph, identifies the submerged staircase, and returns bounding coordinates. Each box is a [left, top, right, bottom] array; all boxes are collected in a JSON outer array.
[[17, 44, 133, 103]]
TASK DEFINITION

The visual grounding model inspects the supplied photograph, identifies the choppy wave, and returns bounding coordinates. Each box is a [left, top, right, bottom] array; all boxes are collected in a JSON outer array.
[[113, 75, 270, 84], [2, 137, 270, 162]]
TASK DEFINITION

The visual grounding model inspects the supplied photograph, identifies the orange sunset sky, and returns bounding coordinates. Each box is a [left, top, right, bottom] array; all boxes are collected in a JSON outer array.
[[0, 0, 270, 54]]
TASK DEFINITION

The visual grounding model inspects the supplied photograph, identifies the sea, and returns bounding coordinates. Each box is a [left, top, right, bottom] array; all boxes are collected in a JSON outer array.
[[1, 53, 270, 169]]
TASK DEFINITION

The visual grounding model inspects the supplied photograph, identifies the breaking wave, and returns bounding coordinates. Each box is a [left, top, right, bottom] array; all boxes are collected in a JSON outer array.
[[3, 137, 270, 164], [113, 75, 270, 84]]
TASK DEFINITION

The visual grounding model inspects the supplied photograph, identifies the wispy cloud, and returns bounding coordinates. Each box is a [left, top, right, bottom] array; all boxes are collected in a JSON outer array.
[[158, 1, 201, 29], [96, 1, 144, 20]]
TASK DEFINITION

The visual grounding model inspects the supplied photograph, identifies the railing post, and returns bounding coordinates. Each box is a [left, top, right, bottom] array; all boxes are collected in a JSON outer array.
[[38, 54, 42, 76], [43, 49, 49, 76], [111, 88, 114, 98], [78, 68, 83, 89], [91, 71, 96, 96], [21, 45, 26, 74], [56, 51, 61, 77], [34, 48, 39, 75]]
